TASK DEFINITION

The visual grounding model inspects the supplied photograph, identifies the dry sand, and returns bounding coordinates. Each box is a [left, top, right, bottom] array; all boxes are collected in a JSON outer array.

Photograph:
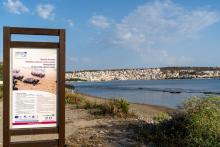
[[0, 93, 175, 146]]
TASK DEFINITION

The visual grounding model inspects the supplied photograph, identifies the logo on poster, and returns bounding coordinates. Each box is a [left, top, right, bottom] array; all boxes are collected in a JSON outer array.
[[15, 51, 27, 59]]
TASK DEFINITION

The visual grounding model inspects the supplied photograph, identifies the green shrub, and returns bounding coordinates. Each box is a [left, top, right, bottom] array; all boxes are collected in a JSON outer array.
[[84, 100, 98, 109], [84, 98, 130, 117], [65, 93, 85, 105], [143, 96, 220, 146], [110, 98, 130, 115], [183, 96, 220, 146], [153, 112, 171, 123], [65, 94, 130, 117]]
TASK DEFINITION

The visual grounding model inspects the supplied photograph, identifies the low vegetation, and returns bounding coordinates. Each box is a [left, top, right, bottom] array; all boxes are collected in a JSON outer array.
[[84, 98, 130, 117], [65, 93, 85, 105], [142, 96, 220, 146], [65, 92, 130, 117]]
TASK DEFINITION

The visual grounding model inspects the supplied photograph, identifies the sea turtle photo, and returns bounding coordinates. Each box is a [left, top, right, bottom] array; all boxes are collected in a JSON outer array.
[[31, 69, 45, 78], [23, 78, 39, 86]]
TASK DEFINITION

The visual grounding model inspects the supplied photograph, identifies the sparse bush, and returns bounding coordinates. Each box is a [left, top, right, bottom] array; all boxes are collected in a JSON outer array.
[[65, 93, 130, 117], [84, 100, 98, 109], [183, 96, 220, 146], [65, 93, 85, 105], [143, 96, 220, 146], [153, 112, 171, 123], [84, 98, 130, 117]]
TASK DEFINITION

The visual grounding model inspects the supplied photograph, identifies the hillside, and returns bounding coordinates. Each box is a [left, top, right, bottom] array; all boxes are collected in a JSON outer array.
[[66, 67, 220, 82]]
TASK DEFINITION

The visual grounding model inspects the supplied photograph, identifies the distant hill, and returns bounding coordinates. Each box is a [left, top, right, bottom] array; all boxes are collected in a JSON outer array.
[[160, 67, 220, 71], [67, 66, 220, 73], [66, 66, 220, 82]]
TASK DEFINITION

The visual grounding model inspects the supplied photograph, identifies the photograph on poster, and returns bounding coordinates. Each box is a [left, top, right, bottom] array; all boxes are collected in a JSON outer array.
[[11, 48, 57, 129]]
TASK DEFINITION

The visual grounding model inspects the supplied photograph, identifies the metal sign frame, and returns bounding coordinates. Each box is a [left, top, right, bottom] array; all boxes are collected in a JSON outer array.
[[3, 26, 65, 147]]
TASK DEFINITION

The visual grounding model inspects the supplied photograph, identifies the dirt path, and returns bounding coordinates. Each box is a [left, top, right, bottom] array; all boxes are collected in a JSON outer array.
[[0, 102, 146, 147]]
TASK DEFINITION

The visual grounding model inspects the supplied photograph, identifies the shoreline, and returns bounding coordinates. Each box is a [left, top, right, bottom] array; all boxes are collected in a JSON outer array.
[[77, 92, 174, 110], [72, 91, 176, 119]]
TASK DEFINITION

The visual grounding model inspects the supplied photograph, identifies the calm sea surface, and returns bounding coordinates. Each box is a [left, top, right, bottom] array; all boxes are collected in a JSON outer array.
[[68, 79, 220, 108]]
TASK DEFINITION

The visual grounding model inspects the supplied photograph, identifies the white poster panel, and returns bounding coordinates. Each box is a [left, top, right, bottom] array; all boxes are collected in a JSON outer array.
[[10, 48, 57, 129]]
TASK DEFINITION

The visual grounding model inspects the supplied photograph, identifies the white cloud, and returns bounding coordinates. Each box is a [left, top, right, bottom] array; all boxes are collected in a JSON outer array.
[[95, 0, 219, 66], [67, 19, 74, 28], [89, 15, 110, 29], [68, 57, 79, 63], [159, 50, 192, 66], [36, 4, 55, 20], [3, 0, 29, 14], [113, 0, 219, 51], [82, 57, 91, 63], [68, 56, 91, 63]]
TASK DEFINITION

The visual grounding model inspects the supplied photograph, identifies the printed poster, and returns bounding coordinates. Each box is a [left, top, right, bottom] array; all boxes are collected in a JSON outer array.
[[10, 48, 57, 129]]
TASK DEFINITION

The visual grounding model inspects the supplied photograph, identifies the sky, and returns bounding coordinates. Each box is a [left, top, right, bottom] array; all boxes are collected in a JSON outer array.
[[1, 0, 220, 71]]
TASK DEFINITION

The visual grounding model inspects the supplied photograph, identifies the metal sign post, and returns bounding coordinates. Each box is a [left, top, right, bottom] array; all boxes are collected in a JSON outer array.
[[3, 27, 65, 147]]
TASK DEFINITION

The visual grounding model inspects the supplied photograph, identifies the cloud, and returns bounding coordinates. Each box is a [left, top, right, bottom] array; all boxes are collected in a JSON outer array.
[[68, 57, 79, 63], [94, 0, 220, 66], [36, 4, 55, 20], [113, 0, 219, 51], [89, 15, 110, 29], [67, 19, 74, 28], [82, 57, 91, 63], [159, 50, 192, 66], [68, 56, 91, 63], [3, 0, 29, 14]]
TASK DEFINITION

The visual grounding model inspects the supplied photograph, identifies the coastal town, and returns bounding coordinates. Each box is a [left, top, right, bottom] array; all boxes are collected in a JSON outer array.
[[66, 67, 220, 82]]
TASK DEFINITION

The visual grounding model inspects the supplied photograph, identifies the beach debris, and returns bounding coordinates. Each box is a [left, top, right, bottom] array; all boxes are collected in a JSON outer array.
[[23, 78, 39, 86], [31, 69, 45, 78]]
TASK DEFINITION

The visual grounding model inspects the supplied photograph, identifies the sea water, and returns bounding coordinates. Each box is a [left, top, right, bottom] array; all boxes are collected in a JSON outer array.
[[69, 79, 220, 108]]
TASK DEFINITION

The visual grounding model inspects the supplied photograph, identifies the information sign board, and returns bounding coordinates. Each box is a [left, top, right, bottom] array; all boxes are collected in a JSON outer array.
[[10, 48, 57, 129], [3, 27, 65, 147]]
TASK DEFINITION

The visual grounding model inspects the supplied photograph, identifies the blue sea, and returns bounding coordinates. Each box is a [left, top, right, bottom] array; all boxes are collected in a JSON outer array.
[[68, 79, 220, 108]]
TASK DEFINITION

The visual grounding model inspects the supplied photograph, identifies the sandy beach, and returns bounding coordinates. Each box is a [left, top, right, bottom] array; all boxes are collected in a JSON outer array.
[[0, 93, 174, 146], [77, 92, 174, 119]]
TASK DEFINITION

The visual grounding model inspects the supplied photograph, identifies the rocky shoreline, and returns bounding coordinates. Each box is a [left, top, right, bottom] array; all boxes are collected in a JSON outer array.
[[66, 67, 220, 82]]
